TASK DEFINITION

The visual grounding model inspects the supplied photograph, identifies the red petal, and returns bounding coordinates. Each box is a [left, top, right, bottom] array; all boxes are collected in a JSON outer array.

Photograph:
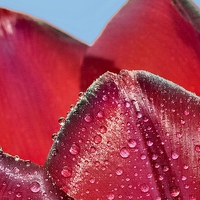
[[0, 8, 87, 164], [46, 70, 200, 199], [0, 150, 73, 199], [84, 0, 200, 94]]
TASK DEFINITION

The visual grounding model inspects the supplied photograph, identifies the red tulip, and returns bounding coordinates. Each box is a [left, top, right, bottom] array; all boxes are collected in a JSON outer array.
[[0, 0, 200, 199]]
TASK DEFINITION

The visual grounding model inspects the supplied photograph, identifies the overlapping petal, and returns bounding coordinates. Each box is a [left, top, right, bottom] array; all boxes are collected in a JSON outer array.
[[85, 0, 200, 94], [46, 70, 200, 199], [0, 9, 87, 164]]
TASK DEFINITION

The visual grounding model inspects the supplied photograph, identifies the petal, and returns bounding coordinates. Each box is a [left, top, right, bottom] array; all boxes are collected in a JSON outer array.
[[0, 150, 73, 199], [46, 70, 200, 199], [0, 8, 87, 164], [83, 0, 200, 95]]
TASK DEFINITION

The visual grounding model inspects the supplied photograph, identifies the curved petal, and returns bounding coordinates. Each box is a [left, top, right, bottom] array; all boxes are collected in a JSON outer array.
[[0, 150, 73, 199], [46, 70, 200, 199], [84, 0, 200, 95], [0, 8, 87, 164]]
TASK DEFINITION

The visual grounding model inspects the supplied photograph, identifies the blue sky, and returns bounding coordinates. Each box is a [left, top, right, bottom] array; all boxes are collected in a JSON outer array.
[[0, 0, 199, 44]]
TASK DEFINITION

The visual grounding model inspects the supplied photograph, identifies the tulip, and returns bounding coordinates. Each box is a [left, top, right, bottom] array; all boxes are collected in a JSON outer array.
[[0, 0, 200, 199]]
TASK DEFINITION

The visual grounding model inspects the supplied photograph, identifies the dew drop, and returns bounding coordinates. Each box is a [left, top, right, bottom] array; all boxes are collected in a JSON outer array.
[[189, 195, 197, 200], [120, 147, 130, 158], [136, 112, 142, 119], [140, 183, 150, 193], [116, 167, 123, 176], [84, 114, 92, 123], [69, 144, 80, 155], [30, 181, 41, 193], [184, 110, 189, 115], [176, 132, 183, 139], [102, 94, 109, 102], [97, 111, 104, 118], [52, 132, 58, 140], [152, 154, 158, 160], [107, 193, 115, 200], [100, 126, 107, 134], [78, 92, 84, 99], [170, 186, 180, 197], [195, 145, 200, 152], [94, 135, 102, 144], [16, 192, 22, 198], [89, 177, 95, 184], [90, 146, 96, 153], [140, 154, 146, 160], [180, 119, 185, 125], [128, 139, 137, 148], [61, 167, 72, 178], [146, 140, 153, 146], [171, 152, 179, 159], [51, 149, 57, 157], [125, 101, 131, 108], [15, 155, 20, 161], [58, 117, 65, 126]]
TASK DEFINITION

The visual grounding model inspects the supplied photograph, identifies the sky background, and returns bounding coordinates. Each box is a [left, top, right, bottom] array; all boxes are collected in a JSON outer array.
[[0, 0, 199, 44]]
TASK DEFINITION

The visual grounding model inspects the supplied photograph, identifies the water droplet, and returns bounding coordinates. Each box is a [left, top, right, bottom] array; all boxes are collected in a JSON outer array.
[[183, 164, 189, 169], [78, 92, 84, 99], [97, 111, 104, 118], [51, 149, 57, 156], [25, 160, 31, 167], [30, 182, 40, 193], [180, 119, 185, 125], [176, 132, 183, 138], [136, 112, 142, 119], [184, 110, 189, 115], [140, 154, 146, 160], [143, 116, 149, 122], [140, 183, 149, 193], [61, 166, 72, 178], [89, 177, 95, 184], [171, 152, 179, 159], [120, 147, 130, 158], [128, 139, 137, 148], [116, 167, 123, 176], [100, 126, 107, 134], [102, 95, 108, 101], [107, 193, 115, 200], [16, 192, 22, 198], [94, 135, 102, 144], [58, 117, 65, 126], [84, 114, 92, 123], [195, 145, 200, 152], [125, 101, 131, 108], [52, 132, 58, 140], [170, 186, 180, 197], [69, 144, 80, 155], [152, 154, 158, 160], [189, 195, 197, 200], [90, 146, 96, 153], [146, 140, 153, 146], [14, 155, 20, 161], [162, 165, 169, 172]]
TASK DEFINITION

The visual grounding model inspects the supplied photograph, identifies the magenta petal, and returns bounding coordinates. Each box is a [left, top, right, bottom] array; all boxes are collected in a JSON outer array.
[[0, 150, 73, 199], [46, 70, 200, 199]]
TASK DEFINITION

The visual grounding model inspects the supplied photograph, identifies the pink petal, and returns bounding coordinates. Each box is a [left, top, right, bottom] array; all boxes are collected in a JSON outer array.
[[46, 70, 200, 199], [85, 0, 200, 95], [0, 150, 73, 199], [0, 8, 87, 164]]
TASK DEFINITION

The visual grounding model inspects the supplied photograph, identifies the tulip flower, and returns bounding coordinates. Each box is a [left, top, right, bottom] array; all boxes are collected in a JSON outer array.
[[0, 0, 200, 199]]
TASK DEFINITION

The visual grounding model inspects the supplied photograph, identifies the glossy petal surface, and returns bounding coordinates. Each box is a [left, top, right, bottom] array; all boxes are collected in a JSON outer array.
[[85, 0, 200, 94], [0, 150, 73, 199], [46, 70, 200, 199], [0, 9, 87, 164]]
